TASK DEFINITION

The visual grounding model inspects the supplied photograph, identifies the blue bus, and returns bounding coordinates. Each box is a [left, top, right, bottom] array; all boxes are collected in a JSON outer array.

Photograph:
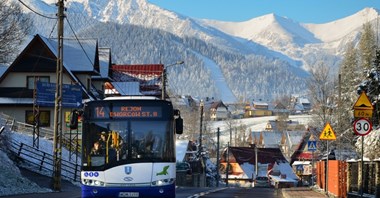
[[78, 96, 183, 198]]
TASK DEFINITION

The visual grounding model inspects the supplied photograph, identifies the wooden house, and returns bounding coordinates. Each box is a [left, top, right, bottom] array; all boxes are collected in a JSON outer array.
[[209, 100, 229, 120], [0, 34, 110, 129]]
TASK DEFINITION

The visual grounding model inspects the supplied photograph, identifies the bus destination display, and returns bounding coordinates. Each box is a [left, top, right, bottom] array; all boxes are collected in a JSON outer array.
[[93, 106, 162, 118]]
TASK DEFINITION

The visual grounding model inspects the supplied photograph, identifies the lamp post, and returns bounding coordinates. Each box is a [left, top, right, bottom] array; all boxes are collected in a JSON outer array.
[[162, 61, 184, 100], [199, 99, 204, 157], [199, 99, 204, 187]]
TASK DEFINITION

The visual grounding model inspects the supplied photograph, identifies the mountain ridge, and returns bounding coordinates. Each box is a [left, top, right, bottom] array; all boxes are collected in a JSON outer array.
[[13, 0, 380, 102]]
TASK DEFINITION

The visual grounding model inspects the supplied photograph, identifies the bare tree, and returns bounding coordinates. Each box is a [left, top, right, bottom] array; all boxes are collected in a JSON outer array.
[[307, 62, 337, 151], [0, 0, 32, 64]]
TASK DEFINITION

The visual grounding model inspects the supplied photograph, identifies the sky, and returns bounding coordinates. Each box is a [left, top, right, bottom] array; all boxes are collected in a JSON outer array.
[[147, 0, 380, 23]]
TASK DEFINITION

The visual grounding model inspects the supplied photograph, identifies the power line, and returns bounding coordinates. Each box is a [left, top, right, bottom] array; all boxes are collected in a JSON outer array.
[[64, 17, 94, 67], [18, 0, 57, 19]]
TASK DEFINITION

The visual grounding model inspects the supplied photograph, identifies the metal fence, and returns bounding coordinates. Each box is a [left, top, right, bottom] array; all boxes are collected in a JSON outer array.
[[9, 140, 81, 182]]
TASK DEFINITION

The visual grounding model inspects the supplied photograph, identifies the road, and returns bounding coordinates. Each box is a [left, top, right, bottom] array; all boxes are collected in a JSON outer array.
[[192, 187, 283, 198], [4, 186, 283, 198]]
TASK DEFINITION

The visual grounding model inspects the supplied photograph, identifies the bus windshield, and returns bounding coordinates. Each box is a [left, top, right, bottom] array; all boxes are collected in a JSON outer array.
[[81, 120, 175, 170]]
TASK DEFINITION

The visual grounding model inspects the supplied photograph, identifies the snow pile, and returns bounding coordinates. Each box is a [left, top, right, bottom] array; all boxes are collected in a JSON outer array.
[[0, 150, 51, 196]]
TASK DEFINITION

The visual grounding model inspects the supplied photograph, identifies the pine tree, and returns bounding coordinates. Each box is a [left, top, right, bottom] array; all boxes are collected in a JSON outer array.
[[336, 42, 360, 150], [354, 22, 380, 159], [358, 23, 376, 70]]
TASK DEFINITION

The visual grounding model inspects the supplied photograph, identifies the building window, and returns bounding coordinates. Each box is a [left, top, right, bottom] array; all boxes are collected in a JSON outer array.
[[25, 110, 50, 127], [27, 76, 50, 89]]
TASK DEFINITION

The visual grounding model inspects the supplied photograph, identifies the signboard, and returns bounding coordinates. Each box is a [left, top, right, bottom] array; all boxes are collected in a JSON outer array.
[[353, 118, 372, 136], [36, 82, 82, 108], [307, 140, 317, 151], [319, 123, 336, 140], [354, 109, 373, 118], [92, 106, 162, 119], [353, 92, 373, 110]]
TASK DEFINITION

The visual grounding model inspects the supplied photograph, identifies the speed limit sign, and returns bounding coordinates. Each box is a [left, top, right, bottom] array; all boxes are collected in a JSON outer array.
[[353, 118, 372, 136]]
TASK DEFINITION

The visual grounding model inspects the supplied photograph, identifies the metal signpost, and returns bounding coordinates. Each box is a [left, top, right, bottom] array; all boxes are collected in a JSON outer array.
[[352, 91, 373, 198], [308, 138, 317, 186], [319, 123, 336, 194]]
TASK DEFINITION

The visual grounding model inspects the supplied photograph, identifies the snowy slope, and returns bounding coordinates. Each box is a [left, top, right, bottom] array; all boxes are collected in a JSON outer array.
[[12, 0, 380, 101]]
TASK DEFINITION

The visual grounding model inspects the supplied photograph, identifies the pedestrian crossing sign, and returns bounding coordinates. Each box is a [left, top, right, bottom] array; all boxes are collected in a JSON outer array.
[[319, 123, 336, 140], [307, 140, 317, 151]]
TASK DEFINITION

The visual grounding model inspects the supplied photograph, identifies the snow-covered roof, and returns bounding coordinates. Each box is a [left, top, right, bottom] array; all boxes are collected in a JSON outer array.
[[176, 140, 189, 162], [0, 97, 33, 105], [93, 47, 111, 80], [0, 66, 7, 78], [41, 36, 97, 73], [271, 162, 299, 180], [110, 82, 143, 96], [261, 132, 283, 148]]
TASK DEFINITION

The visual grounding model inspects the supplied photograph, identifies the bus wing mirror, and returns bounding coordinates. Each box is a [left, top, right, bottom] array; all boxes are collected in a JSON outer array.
[[70, 110, 79, 129], [175, 116, 183, 134]]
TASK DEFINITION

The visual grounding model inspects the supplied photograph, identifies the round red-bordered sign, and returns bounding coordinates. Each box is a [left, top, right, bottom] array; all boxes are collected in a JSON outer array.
[[353, 118, 372, 136]]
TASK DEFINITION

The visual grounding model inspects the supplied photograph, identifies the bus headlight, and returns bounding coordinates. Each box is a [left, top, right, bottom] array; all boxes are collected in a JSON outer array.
[[82, 179, 105, 186], [151, 178, 175, 186]]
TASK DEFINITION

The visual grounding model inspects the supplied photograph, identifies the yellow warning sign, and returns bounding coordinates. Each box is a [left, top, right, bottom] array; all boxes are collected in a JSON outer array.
[[353, 92, 373, 110], [319, 123, 336, 140]]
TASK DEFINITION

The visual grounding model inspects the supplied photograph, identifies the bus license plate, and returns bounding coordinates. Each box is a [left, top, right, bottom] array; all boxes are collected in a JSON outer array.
[[119, 192, 139, 197]]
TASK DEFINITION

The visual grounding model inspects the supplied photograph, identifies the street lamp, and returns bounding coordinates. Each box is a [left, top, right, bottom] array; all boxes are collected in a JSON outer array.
[[162, 61, 184, 100]]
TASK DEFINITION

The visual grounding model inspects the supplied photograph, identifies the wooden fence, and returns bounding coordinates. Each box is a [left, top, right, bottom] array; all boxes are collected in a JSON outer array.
[[317, 160, 380, 197]]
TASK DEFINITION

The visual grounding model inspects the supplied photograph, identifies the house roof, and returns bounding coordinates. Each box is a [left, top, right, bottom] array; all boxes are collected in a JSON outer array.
[[0, 34, 104, 101], [222, 147, 288, 165], [93, 47, 111, 81], [40, 36, 99, 73], [210, 100, 227, 110], [111, 64, 163, 97]]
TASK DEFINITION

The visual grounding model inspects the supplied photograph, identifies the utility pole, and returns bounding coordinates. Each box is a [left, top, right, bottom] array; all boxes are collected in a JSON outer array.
[[52, 0, 65, 191], [199, 100, 204, 187], [216, 127, 220, 187], [226, 141, 229, 187]]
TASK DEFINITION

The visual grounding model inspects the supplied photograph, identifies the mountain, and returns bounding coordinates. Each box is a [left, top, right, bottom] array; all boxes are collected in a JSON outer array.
[[14, 0, 380, 103]]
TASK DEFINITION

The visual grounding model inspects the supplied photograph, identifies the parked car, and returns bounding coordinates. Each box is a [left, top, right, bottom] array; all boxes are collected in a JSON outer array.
[[176, 162, 192, 175], [255, 176, 270, 187]]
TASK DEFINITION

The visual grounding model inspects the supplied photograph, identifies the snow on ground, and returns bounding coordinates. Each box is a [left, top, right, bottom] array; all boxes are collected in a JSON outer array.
[[0, 149, 52, 196], [0, 114, 313, 196], [0, 128, 79, 196], [208, 114, 313, 143]]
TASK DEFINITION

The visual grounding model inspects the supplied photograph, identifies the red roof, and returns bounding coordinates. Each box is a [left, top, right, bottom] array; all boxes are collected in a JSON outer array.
[[294, 152, 313, 160], [112, 64, 163, 76]]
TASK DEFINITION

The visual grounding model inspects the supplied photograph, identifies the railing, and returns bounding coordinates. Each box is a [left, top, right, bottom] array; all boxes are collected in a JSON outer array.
[[9, 140, 81, 182], [0, 112, 81, 153]]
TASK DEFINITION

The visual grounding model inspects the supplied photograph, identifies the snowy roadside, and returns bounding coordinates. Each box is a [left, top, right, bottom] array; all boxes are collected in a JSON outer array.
[[0, 129, 80, 197], [0, 150, 52, 196]]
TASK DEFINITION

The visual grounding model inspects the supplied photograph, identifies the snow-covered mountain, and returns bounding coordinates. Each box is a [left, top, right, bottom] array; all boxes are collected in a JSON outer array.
[[15, 0, 380, 102]]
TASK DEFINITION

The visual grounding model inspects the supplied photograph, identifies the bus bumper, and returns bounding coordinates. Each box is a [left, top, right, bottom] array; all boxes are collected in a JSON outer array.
[[81, 184, 175, 198]]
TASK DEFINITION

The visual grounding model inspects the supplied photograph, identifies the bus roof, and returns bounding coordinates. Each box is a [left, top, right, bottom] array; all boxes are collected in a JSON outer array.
[[103, 96, 160, 100]]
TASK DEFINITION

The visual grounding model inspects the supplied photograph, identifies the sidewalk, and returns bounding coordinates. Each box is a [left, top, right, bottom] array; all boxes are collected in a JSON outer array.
[[282, 187, 327, 198]]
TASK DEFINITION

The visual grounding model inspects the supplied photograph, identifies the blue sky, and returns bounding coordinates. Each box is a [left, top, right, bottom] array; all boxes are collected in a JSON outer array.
[[147, 0, 380, 23]]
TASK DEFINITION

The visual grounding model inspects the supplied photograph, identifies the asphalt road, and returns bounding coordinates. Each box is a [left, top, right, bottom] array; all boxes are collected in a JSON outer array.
[[3, 169, 284, 198]]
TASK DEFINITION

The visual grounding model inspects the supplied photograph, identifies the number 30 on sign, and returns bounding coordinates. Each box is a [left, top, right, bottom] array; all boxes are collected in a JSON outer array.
[[353, 118, 372, 136]]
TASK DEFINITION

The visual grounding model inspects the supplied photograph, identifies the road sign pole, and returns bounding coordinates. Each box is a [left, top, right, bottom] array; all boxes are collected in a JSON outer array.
[[312, 150, 314, 186], [361, 136, 364, 197], [326, 141, 329, 195]]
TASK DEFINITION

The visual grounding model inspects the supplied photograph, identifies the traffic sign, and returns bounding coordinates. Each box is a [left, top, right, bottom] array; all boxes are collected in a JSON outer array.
[[353, 118, 372, 136], [354, 109, 373, 118], [353, 91, 373, 110], [319, 123, 336, 140], [308, 140, 317, 151], [37, 82, 82, 108]]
